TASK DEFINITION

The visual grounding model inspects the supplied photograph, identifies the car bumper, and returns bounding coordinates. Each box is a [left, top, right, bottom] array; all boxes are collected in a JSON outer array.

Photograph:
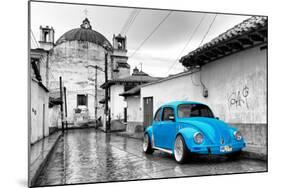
[[189, 142, 246, 155]]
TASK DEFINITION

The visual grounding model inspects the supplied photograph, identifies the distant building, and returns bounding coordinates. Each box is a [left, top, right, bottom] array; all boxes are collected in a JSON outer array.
[[140, 16, 267, 151], [37, 18, 130, 127], [102, 67, 159, 131]]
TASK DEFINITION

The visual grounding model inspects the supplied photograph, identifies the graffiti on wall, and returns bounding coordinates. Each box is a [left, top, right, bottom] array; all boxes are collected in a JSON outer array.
[[228, 85, 250, 109], [32, 108, 37, 115]]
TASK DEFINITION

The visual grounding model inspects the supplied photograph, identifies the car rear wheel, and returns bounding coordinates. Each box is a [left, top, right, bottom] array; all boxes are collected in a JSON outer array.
[[143, 133, 154, 154], [174, 135, 190, 163]]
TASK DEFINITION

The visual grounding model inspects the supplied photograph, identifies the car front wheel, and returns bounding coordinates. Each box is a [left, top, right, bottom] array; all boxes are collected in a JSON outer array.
[[143, 133, 154, 154], [174, 135, 190, 163]]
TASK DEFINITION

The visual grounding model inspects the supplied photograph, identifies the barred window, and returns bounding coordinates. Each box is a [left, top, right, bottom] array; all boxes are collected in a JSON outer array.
[[77, 94, 88, 106]]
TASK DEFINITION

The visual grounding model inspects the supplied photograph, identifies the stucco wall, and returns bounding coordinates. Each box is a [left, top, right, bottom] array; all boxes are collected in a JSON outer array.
[[48, 41, 111, 124], [126, 96, 142, 133], [141, 45, 267, 146], [30, 80, 49, 144], [110, 84, 126, 120], [127, 96, 142, 122], [48, 105, 61, 128], [39, 54, 49, 87]]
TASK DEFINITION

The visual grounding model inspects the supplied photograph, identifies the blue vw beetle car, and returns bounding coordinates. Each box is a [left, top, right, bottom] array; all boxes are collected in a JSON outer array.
[[143, 101, 246, 163]]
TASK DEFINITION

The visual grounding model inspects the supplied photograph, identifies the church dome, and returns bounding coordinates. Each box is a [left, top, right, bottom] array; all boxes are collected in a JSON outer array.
[[55, 18, 112, 49]]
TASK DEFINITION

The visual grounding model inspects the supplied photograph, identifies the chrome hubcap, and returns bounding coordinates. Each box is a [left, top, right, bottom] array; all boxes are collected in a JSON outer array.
[[174, 136, 183, 161], [143, 134, 149, 152]]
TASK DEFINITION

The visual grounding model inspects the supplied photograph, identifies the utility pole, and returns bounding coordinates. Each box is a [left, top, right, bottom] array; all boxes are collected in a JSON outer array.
[[86, 64, 103, 128], [59, 76, 64, 132], [63, 86, 68, 130], [104, 52, 109, 132], [94, 65, 98, 125]]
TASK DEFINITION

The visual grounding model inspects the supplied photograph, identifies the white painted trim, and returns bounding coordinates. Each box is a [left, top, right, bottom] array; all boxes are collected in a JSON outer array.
[[153, 146, 173, 154]]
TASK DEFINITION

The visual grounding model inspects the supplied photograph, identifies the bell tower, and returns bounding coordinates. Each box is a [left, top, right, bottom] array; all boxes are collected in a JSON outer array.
[[39, 25, 55, 51], [111, 34, 130, 79]]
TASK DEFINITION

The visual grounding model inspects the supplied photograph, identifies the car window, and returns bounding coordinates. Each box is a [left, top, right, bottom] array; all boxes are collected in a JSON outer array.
[[178, 104, 214, 118], [154, 108, 162, 121], [162, 107, 175, 121]]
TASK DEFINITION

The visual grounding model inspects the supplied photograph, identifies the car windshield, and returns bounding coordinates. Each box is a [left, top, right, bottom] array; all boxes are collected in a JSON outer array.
[[178, 104, 214, 118]]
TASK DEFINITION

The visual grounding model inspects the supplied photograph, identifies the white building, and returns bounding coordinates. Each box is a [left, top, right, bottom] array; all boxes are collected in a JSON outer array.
[[30, 49, 50, 144], [36, 18, 131, 128], [140, 16, 267, 150], [102, 67, 159, 131]]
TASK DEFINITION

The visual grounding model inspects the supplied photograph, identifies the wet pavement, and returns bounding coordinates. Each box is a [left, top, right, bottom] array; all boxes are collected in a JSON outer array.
[[34, 128, 267, 187]]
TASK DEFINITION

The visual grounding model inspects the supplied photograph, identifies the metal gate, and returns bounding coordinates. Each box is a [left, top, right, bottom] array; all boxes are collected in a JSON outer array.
[[143, 97, 153, 129]]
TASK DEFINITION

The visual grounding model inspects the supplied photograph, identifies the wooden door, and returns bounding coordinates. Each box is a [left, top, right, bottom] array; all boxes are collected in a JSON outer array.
[[143, 97, 153, 129]]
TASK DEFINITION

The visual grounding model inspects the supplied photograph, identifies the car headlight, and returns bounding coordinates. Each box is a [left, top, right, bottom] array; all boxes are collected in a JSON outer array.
[[234, 131, 242, 141], [193, 132, 204, 144]]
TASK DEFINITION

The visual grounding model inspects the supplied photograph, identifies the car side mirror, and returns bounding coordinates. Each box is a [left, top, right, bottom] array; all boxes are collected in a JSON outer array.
[[215, 117, 219, 120], [168, 115, 175, 121]]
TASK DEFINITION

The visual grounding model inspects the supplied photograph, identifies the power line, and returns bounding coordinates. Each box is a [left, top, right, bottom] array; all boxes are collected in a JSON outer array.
[[30, 37, 37, 49], [122, 9, 140, 35], [31, 29, 40, 48], [198, 14, 217, 47], [30, 32, 38, 48], [129, 11, 173, 59], [120, 9, 140, 35], [120, 9, 136, 34], [165, 14, 206, 75]]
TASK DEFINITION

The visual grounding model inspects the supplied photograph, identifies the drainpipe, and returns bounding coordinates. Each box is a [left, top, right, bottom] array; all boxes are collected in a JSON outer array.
[[59, 76, 64, 132]]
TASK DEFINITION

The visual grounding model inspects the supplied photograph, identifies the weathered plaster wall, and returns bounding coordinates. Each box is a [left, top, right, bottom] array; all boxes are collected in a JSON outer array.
[[126, 96, 142, 133], [48, 105, 61, 128], [48, 41, 112, 124], [30, 80, 49, 144], [127, 96, 142, 122], [110, 84, 126, 120], [39, 54, 49, 87], [141, 45, 267, 146]]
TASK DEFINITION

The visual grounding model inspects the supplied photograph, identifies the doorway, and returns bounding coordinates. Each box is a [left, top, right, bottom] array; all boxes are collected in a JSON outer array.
[[143, 97, 153, 129]]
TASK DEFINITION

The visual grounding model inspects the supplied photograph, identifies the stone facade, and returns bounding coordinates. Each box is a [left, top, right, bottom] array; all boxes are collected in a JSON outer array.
[[48, 40, 111, 125]]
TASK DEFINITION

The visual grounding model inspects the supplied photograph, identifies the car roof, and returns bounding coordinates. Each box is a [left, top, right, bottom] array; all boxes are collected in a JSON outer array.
[[161, 101, 204, 107]]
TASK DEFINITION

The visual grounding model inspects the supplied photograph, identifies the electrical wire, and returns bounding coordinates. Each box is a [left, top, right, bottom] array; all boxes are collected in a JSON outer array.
[[120, 9, 137, 35], [194, 14, 218, 95], [122, 9, 140, 35], [165, 14, 206, 75], [129, 11, 173, 59], [198, 14, 217, 47], [120, 9, 140, 36], [31, 29, 40, 48], [30, 37, 37, 49]]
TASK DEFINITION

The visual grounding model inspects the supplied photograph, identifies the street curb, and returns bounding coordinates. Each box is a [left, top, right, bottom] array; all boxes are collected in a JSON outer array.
[[30, 132, 62, 187]]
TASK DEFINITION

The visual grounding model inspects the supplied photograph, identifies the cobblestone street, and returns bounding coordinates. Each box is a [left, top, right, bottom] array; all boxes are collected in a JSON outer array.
[[35, 128, 266, 186]]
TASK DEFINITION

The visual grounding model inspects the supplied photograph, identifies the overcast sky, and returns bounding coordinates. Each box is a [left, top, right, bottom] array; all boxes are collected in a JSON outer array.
[[30, 1, 251, 77]]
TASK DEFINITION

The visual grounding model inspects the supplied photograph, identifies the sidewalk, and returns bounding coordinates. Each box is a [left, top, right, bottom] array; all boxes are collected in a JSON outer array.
[[113, 132, 267, 161], [29, 131, 62, 186], [241, 144, 267, 161], [112, 131, 144, 140]]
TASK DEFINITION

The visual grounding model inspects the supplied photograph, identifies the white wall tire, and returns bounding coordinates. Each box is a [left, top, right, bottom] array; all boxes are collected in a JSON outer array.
[[174, 135, 189, 163], [143, 133, 154, 154]]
